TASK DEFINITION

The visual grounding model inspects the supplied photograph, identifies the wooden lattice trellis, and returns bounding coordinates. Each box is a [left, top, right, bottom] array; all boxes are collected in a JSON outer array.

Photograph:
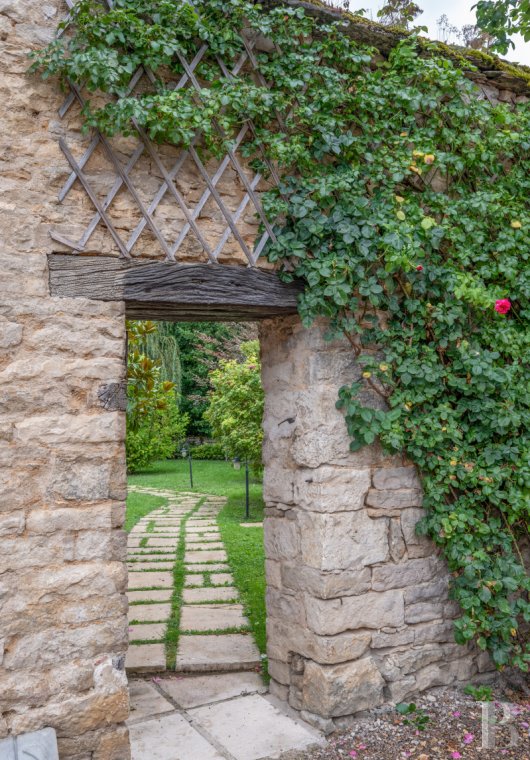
[[53, 0, 284, 267]]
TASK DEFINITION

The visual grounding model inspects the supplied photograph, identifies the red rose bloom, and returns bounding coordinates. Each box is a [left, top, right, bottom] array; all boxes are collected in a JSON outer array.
[[494, 299, 511, 314], [416, 265, 424, 272]]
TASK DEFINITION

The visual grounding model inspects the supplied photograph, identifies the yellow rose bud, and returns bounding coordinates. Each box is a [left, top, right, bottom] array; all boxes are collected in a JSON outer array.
[[511, 628, 517, 637], [441, 427, 447, 432], [362, 371, 371, 379], [450, 459, 457, 466], [424, 154, 435, 164], [379, 364, 388, 372], [395, 195, 405, 203], [400, 131, 408, 137], [412, 150, 424, 157], [511, 220, 522, 229]]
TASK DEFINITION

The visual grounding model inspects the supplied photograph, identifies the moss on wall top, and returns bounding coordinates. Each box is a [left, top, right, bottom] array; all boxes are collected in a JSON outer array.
[[272, 0, 530, 92]]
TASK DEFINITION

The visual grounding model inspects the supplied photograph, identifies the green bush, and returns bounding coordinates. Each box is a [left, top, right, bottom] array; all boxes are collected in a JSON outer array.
[[204, 341, 264, 474], [126, 397, 189, 473], [190, 443, 226, 460]]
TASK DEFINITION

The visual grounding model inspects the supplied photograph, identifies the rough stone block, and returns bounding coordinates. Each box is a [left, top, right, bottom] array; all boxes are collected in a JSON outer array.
[[281, 563, 371, 599], [305, 590, 405, 635], [301, 658, 385, 717], [366, 488, 423, 512], [373, 467, 421, 490], [263, 517, 299, 561], [372, 556, 446, 591], [267, 618, 371, 665], [298, 510, 388, 571], [293, 466, 371, 512], [405, 602, 445, 624]]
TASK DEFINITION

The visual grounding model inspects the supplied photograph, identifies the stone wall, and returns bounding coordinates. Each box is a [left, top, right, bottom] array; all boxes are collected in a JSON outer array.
[[260, 316, 494, 732], [1, 2, 130, 756]]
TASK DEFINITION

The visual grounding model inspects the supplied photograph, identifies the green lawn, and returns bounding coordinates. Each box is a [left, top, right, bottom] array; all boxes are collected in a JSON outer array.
[[125, 491, 167, 532], [127, 459, 266, 661]]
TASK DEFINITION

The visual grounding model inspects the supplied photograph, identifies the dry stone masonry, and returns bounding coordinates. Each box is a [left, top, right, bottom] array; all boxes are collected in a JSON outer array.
[[260, 316, 494, 732]]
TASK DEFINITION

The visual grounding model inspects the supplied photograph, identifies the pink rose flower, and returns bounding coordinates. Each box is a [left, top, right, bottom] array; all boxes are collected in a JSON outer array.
[[494, 299, 511, 314], [463, 733, 474, 744], [451, 753, 462, 759]]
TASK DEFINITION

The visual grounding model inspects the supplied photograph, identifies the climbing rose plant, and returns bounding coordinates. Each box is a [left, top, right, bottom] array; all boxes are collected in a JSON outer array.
[[32, 0, 530, 670]]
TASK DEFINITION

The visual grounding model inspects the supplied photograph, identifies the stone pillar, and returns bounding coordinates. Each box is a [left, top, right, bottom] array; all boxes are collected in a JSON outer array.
[[260, 316, 490, 732], [0, 2, 130, 756]]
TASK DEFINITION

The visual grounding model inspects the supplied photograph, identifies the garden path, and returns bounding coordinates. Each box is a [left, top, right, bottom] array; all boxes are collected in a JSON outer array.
[[125, 486, 323, 760]]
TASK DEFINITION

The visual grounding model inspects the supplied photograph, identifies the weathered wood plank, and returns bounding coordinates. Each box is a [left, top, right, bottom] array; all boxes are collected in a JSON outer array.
[[48, 255, 303, 321]]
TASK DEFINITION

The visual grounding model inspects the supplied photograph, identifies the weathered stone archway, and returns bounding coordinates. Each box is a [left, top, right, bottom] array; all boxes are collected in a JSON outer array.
[[4, 0, 521, 755]]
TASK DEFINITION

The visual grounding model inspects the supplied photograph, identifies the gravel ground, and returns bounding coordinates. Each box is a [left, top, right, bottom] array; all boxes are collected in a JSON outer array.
[[285, 684, 530, 760]]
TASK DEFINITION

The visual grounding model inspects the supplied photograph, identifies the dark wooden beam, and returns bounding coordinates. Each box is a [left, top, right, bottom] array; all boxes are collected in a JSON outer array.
[[48, 254, 303, 321]]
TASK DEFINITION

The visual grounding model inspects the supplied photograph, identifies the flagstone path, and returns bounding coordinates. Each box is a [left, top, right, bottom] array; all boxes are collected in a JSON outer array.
[[125, 485, 324, 759]]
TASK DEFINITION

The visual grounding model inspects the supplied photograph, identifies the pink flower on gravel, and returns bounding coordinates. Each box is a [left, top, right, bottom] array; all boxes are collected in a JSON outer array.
[[349, 752, 357, 758], [452, 711, 461, 718], [522, 721, 529, 729], [495, 299, 512, 314], [451, 753, 462, 759], [358, 744, 367, 750], [151, 676, 162, 683], [463, 733, 474, 744]]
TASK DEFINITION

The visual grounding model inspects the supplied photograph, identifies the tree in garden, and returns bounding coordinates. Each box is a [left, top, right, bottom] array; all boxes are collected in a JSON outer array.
[[126, 321, 188, 472], [377, 0, 423, 29], [475, 0, 530, 53], [204, 341, 264, 473], [167, 322, 257, 437]]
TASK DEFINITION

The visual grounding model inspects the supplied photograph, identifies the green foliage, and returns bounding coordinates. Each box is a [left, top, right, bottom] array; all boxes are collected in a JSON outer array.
[[475, 0, 530, 54], [396, 702, 430, 730], [162, 322, 256, 437], [204, 342, 264, 473], [190, 443, 226, 460], [126, 321, 188, 473], [464, 683, 494, 701], [33, 1, 530, 669]]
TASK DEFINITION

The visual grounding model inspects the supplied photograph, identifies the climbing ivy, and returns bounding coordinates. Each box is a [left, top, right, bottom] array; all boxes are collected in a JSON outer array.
[[32, 0, 530, 670]]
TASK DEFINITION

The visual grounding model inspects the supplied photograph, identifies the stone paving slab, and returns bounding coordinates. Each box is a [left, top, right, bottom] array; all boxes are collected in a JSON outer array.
[[240, 522, 264, 528], [127, 562, 174, 571], [189, 693, 323, 760], [185, 541, 224, 550], [184, 563, 230, 573], [176, 634, 260, 672], [127, 680, 174, 724], [184, 574, 204, 587], [128, 590, 173, 603], [182, 587, 238, 604], [129, 622, 167, 641], [128, 572, 174, 589], [158, 672, 267, 709], [129, 603, 172, 623], [126, 643, 166, 673], [145, 538, 179, 547], [129, 713, 225, 760], [210, 573, 234, 585], [184, 550, 227, 563], [180, 604, 247, 631]]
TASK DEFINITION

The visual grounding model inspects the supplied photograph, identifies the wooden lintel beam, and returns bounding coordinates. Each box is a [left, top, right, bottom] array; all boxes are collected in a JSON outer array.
[[48, 254, 302, 321]]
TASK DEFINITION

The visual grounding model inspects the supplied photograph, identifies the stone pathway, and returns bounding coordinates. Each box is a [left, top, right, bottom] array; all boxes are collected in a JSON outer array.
[[125, 486, 324, 759], [128, 676, 323, 760]]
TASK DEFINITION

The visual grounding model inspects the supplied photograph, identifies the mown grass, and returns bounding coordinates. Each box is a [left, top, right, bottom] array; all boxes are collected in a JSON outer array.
[[128, 459, 266, 661], [125, 491, 167, 532]]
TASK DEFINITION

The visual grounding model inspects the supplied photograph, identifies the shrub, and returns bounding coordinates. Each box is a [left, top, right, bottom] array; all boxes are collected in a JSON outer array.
[[189, 443, 226, 460]]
